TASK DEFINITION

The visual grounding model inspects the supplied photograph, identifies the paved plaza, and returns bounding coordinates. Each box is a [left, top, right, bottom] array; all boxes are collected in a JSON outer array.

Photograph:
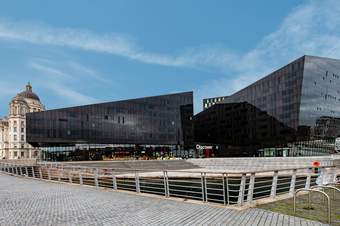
[[0, 173, 328, 226]]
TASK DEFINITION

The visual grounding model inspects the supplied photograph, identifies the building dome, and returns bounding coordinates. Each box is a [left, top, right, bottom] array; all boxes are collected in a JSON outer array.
[[17, 82, 40, 101], [11, 94, 26, 102]]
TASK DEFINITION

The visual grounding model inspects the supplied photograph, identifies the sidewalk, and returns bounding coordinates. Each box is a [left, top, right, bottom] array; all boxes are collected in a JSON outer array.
[[0, 173, 327, 226]]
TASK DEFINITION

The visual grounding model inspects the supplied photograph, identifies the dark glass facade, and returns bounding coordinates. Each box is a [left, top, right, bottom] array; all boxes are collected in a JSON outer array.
[[196, 55, 340, 157], [26, 92, 194, 158], [194, 102, 295, 157]]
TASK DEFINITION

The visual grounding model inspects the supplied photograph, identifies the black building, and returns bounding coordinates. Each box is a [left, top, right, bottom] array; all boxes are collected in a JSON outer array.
[[203, 95, 229, 110], [195, 55, 340, 157], [26, 92, 193, 160], [194, 102, 295, 157]]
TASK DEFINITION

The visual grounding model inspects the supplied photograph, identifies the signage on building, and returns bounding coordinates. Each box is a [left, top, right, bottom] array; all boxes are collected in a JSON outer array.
[[196, 144, 214, 150]]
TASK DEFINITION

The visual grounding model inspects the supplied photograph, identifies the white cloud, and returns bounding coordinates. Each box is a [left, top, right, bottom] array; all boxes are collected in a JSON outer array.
[[1, 0, 340, 113], [195, 0, 340, 112], [67, 61, 110, 83], [29, 59, 100, 106], [47, 83, 98, 106], [0, 19, 235, 70]]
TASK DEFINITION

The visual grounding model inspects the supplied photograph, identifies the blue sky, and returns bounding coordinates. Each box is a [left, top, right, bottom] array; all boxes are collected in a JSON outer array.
[[1, 0, 340, 116]]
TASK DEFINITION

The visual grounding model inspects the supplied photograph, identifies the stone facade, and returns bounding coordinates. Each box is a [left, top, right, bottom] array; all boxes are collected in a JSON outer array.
[[0, 83, 44, 159]]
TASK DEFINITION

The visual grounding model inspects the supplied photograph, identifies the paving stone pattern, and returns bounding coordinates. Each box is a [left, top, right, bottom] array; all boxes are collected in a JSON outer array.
[[0, 174, 328, 226]]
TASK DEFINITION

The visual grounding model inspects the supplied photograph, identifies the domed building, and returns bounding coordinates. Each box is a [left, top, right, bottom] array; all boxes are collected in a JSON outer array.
[[0, 83, 45, 159]]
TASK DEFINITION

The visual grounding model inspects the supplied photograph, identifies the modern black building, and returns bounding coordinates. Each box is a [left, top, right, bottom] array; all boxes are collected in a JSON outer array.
[[194, 102, 295, 157], [26, 92, 193, 160], [195, 55, 340, 157], [203, 95, 229, 110]]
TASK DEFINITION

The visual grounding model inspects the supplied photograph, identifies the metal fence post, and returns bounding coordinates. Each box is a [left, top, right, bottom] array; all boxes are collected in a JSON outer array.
[[58, 170, 61, 182], [289, 169, 297, 195], [135, 171, 140, 193], [226, 174, 230, 205], [163, 170, 168, 197], [305, 168, 312, 189], [222, 173, 226, 205], [238, 173, 247, 205], [270, 171, 278, 198], [79, 170, 83, 185], [32, 166, 36, 178], [201, 172, 205, 202], [112, 171, 117, 190], [94, 168, 99, 187], [247, 173, 255, 203], [68, 171, 73, 183], [47, 168, 51, 180], [204, 172, 208, 202], [39, 167, 43, 179]]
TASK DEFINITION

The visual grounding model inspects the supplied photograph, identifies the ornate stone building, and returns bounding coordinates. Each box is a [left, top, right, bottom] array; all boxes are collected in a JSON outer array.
[[0, 83, 45, 159]]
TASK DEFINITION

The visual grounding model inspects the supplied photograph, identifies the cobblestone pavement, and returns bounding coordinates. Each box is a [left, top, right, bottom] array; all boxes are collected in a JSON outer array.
[[0, 174, 328, 226]]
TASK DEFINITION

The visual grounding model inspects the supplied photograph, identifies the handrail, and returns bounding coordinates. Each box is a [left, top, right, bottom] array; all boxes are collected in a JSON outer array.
[[311, 185, 340, 201], [1, 161, 337, 208], [311, 185, 340, 193], [35, 161, 331, 175], [294, 188, 331, 224]]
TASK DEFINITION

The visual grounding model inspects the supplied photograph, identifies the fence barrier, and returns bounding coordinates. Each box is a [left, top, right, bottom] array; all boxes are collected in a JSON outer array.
[[0, 162, 336, 207], [294, 188, 331, 224]]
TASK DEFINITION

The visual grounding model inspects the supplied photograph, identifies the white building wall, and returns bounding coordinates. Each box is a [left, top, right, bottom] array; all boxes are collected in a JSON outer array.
[[0, 83, 44, 160]]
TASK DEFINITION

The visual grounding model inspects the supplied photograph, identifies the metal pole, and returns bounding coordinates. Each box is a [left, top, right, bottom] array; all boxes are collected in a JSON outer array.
[[222, 173, 226, 206], [32, 166, 35, 178], [47, 168, 51, 180], [204, 172, 208, 202], [201, 172, 205, 202], [305, 168, 312, 189], [294, 189, 331, 224], [163, 170, 168, 197], [166, 171, 170, 197], [58, 170, 61, 182], [289, 169, 297, 195], [247, 173, 255, 203], [270, 171, 278, 198], [68, 171, 72, 183], [135, 170, 140, 193], [112, 170, 117, 190], [238, 173, 246, 205], [226, 174, 229, 205], [79, 170, 83, 185], [94, 168, 99, 187]]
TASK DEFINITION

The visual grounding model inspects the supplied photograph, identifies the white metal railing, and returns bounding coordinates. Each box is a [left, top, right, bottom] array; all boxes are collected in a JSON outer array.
[[294, 188, 331, 224], [0, 161, 337, 207]]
